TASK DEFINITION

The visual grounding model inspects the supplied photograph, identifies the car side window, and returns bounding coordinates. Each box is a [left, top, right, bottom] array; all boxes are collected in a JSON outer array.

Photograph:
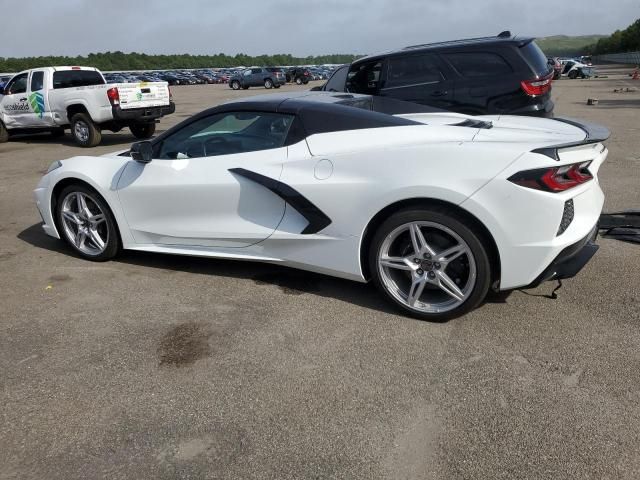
[[30, 71, 44, 91], [5, 73, 28, 95], [324, 65, 348, 92], [251, 68, 262, 74], [346, 61, 382, 94], [384, 54, 444, 89], [243, 70, 252, 77], [444, 52, 512, 77], [157, 111, 294, 159]]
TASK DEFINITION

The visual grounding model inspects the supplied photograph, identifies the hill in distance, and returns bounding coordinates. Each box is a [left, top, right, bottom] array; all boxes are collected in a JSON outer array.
[[535, 34, 606, 56]]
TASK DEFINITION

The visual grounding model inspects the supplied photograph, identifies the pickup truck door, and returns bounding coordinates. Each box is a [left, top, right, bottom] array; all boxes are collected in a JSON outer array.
[[0, 72, 30, 128], [22, 70, 55, 127], [115, 110, 292, 248]]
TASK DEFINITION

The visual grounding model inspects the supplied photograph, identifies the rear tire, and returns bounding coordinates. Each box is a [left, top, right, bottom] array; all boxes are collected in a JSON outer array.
[[70, 113, 101, 147], [55, 184, 120, 261], [231, 80, 240, 90], [130, 122, 156, 139], [0, 121, 8, 143], [264, 78, 273, 89], [368, 207, 492, 321], [295, 77, 303, 85]]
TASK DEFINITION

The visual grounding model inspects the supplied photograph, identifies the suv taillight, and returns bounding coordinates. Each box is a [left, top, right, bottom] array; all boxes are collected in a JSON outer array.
[[107, 87, 120, 105], [521, 73, 553, 96], [508, 161, 593, 192]]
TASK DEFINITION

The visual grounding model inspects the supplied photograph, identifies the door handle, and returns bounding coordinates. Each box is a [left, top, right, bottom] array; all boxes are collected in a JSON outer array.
[[431, 91, 448, 97], [19, 97, 27, 101]]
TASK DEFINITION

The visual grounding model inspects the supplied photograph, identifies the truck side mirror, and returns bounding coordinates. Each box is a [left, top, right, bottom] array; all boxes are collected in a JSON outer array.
[[130, 141, 153, 163]]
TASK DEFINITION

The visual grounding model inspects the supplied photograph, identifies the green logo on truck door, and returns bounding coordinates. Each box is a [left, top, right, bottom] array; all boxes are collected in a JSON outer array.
[[28, 91, 45, 118]]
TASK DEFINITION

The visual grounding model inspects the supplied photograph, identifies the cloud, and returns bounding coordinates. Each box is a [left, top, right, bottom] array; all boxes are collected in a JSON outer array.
[[1, 0, 638, 57]]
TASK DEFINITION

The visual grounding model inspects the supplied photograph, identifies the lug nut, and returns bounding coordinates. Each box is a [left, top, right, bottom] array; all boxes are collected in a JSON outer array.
[[414, 258, 420, 263], [428, 271, 436, 279], [416, 269, 424, 276], [434, 262, 441, 269], [424, 253, 431, 259]]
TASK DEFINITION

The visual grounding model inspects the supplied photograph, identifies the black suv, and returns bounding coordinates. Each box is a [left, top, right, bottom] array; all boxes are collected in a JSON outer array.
[[318, 32, 554, 117]]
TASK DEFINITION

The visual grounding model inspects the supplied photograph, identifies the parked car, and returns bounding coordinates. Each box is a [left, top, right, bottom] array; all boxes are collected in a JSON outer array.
[[316, 31, 555, 117], [228, 67, 285, 90], [287, 68, 311, 85], [548, 57, 562, 79], [34, 91, 608, 320], [0, 66, 175, 146], [561, 60, 594, 79]]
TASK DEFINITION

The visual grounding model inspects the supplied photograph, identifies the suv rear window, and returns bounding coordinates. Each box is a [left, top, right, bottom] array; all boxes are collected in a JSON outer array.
[[52, 70, 105, 89], [386, 54, 444, 88], [519, 41, 551, 76], [444, 52, 512, 77]]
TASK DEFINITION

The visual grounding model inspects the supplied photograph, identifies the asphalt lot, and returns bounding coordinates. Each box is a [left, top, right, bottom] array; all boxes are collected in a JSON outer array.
[[1, 69, 639, 480]]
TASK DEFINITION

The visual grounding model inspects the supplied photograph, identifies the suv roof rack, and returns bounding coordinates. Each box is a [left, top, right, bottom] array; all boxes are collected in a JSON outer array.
[[403, 30, 513, 50]]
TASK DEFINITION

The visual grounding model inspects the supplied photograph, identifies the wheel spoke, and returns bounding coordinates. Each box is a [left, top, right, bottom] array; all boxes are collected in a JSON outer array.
[[407, 277, 427, 306], [435, 271, 466, 302], [409, 223, 436, 256], [62, 210, 81, 225], [87, 227, 105, 249], [89, 213, 105, 225], [380, 256, 413, 271], [76, 230, 87, 249], [437, 244, 466, 264], [77, 193, 92, 217]]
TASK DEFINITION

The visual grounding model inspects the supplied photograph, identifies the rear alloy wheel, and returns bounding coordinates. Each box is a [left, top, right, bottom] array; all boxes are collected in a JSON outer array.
[[369, 208, 491, 321], [231, 80, 240, 90], [70, 113, 101, 147], [130, 122, 156, 139], [0, 121, 8, 143], [56, 185, 119, 261], [295, 77, 303, 85], [264, 78, 273, 89]]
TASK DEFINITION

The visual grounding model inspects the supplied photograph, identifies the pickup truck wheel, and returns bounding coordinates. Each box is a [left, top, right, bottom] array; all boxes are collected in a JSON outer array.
[[130, 123, 156, 139], [0, 121, 8, 143], [231, 80, 240, 90], [50, 127, 65, 138], [71, 113, 101, 147], [264, 78, 273, 89]]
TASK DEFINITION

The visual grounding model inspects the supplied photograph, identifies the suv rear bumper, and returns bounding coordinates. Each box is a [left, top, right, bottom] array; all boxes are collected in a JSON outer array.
[[509, 99, 555, 118], [112, 101, 175, 123]]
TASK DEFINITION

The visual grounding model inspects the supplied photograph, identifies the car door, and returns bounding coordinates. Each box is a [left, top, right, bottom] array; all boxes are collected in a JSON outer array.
[[116, 110, 295, 248], [22, 70, 55, 127], [377, 54, 455, 110], [0, 72, 30, 128], [250, 68, 263, 86]]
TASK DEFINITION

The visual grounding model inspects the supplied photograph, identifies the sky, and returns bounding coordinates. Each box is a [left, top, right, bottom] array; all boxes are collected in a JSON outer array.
[[1, 0, 638, 58]]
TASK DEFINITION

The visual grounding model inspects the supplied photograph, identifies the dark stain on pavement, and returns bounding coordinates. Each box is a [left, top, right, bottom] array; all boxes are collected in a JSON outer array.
[[158, 321, 212, 366], [252, 271, 321, 295], [48, 274, 72, 282]]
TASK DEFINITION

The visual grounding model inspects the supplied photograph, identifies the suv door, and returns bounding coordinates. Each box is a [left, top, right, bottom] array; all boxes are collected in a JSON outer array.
[[0, 73, 30, 128], [250, 68, 263, 86], [378, 54, 455, 110], [116, 110, 295, 248]]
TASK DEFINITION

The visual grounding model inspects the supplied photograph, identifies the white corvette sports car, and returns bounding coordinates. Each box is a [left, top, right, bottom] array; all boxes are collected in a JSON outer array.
[[34, 92, 608, 320]]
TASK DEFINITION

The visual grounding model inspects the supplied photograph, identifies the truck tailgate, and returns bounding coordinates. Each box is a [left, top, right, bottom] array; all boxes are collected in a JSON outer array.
[[113, 82, 170, 110]]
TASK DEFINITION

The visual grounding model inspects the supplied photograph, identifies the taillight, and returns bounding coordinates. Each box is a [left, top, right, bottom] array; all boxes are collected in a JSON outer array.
[[521, 73, 553, 96], [106, 87, 120, 105], [508, 161, 593, 192]]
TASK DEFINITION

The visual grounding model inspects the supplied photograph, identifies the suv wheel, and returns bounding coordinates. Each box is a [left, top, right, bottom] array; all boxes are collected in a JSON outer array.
[[295, 77, 303, 85], [369, 207, 491, 321], [264, 78, 273, 89], [130, 122, 156, 139], [231, 80, 240, 90], [71, 113, 102, 147]]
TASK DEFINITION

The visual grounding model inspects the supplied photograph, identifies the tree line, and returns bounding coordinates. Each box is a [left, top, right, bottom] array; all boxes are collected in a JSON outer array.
[[0, 52, 361, 73], [587, 18, 640, 54]]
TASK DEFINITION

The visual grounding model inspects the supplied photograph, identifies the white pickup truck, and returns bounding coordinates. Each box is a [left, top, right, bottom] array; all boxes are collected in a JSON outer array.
[[0, 66, 175, 147]]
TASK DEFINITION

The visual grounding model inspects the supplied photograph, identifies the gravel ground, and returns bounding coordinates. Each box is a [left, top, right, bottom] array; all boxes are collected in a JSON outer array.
[[1, 69, 639, 480]]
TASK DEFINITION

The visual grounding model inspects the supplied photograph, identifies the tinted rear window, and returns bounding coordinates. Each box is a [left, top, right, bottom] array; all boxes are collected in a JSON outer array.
[[445, 52, 512, 77], [52, 70, 105, 89], [520, 41, 552, 76], [386, 54, 445, 87]]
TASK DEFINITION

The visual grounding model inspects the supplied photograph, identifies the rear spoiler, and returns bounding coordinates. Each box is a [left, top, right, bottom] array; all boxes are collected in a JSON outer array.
[[532, 117, 610, 161]]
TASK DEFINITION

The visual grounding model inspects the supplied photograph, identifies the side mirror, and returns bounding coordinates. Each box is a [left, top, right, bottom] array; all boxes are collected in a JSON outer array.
[[130, 141, 153, 163]]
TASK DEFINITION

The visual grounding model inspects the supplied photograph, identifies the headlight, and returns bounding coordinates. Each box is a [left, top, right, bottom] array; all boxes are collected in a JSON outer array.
[[46, 160, 63, 173]]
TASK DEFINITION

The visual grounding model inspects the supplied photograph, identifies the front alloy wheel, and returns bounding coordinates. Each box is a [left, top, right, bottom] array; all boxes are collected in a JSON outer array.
[[56, 185, 119, 261], [370, 208, 491, 321]]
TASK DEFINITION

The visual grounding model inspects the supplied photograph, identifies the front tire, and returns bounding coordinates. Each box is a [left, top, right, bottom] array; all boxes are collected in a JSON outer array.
[[130, 122, 156, 139], [368, 207, 491, 321], [231, 80, 240, 90], [55, 185, 120, 261], [295, 77, 303, 85], [264, 78, 273, 89], [70, 113, 101, 147]]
